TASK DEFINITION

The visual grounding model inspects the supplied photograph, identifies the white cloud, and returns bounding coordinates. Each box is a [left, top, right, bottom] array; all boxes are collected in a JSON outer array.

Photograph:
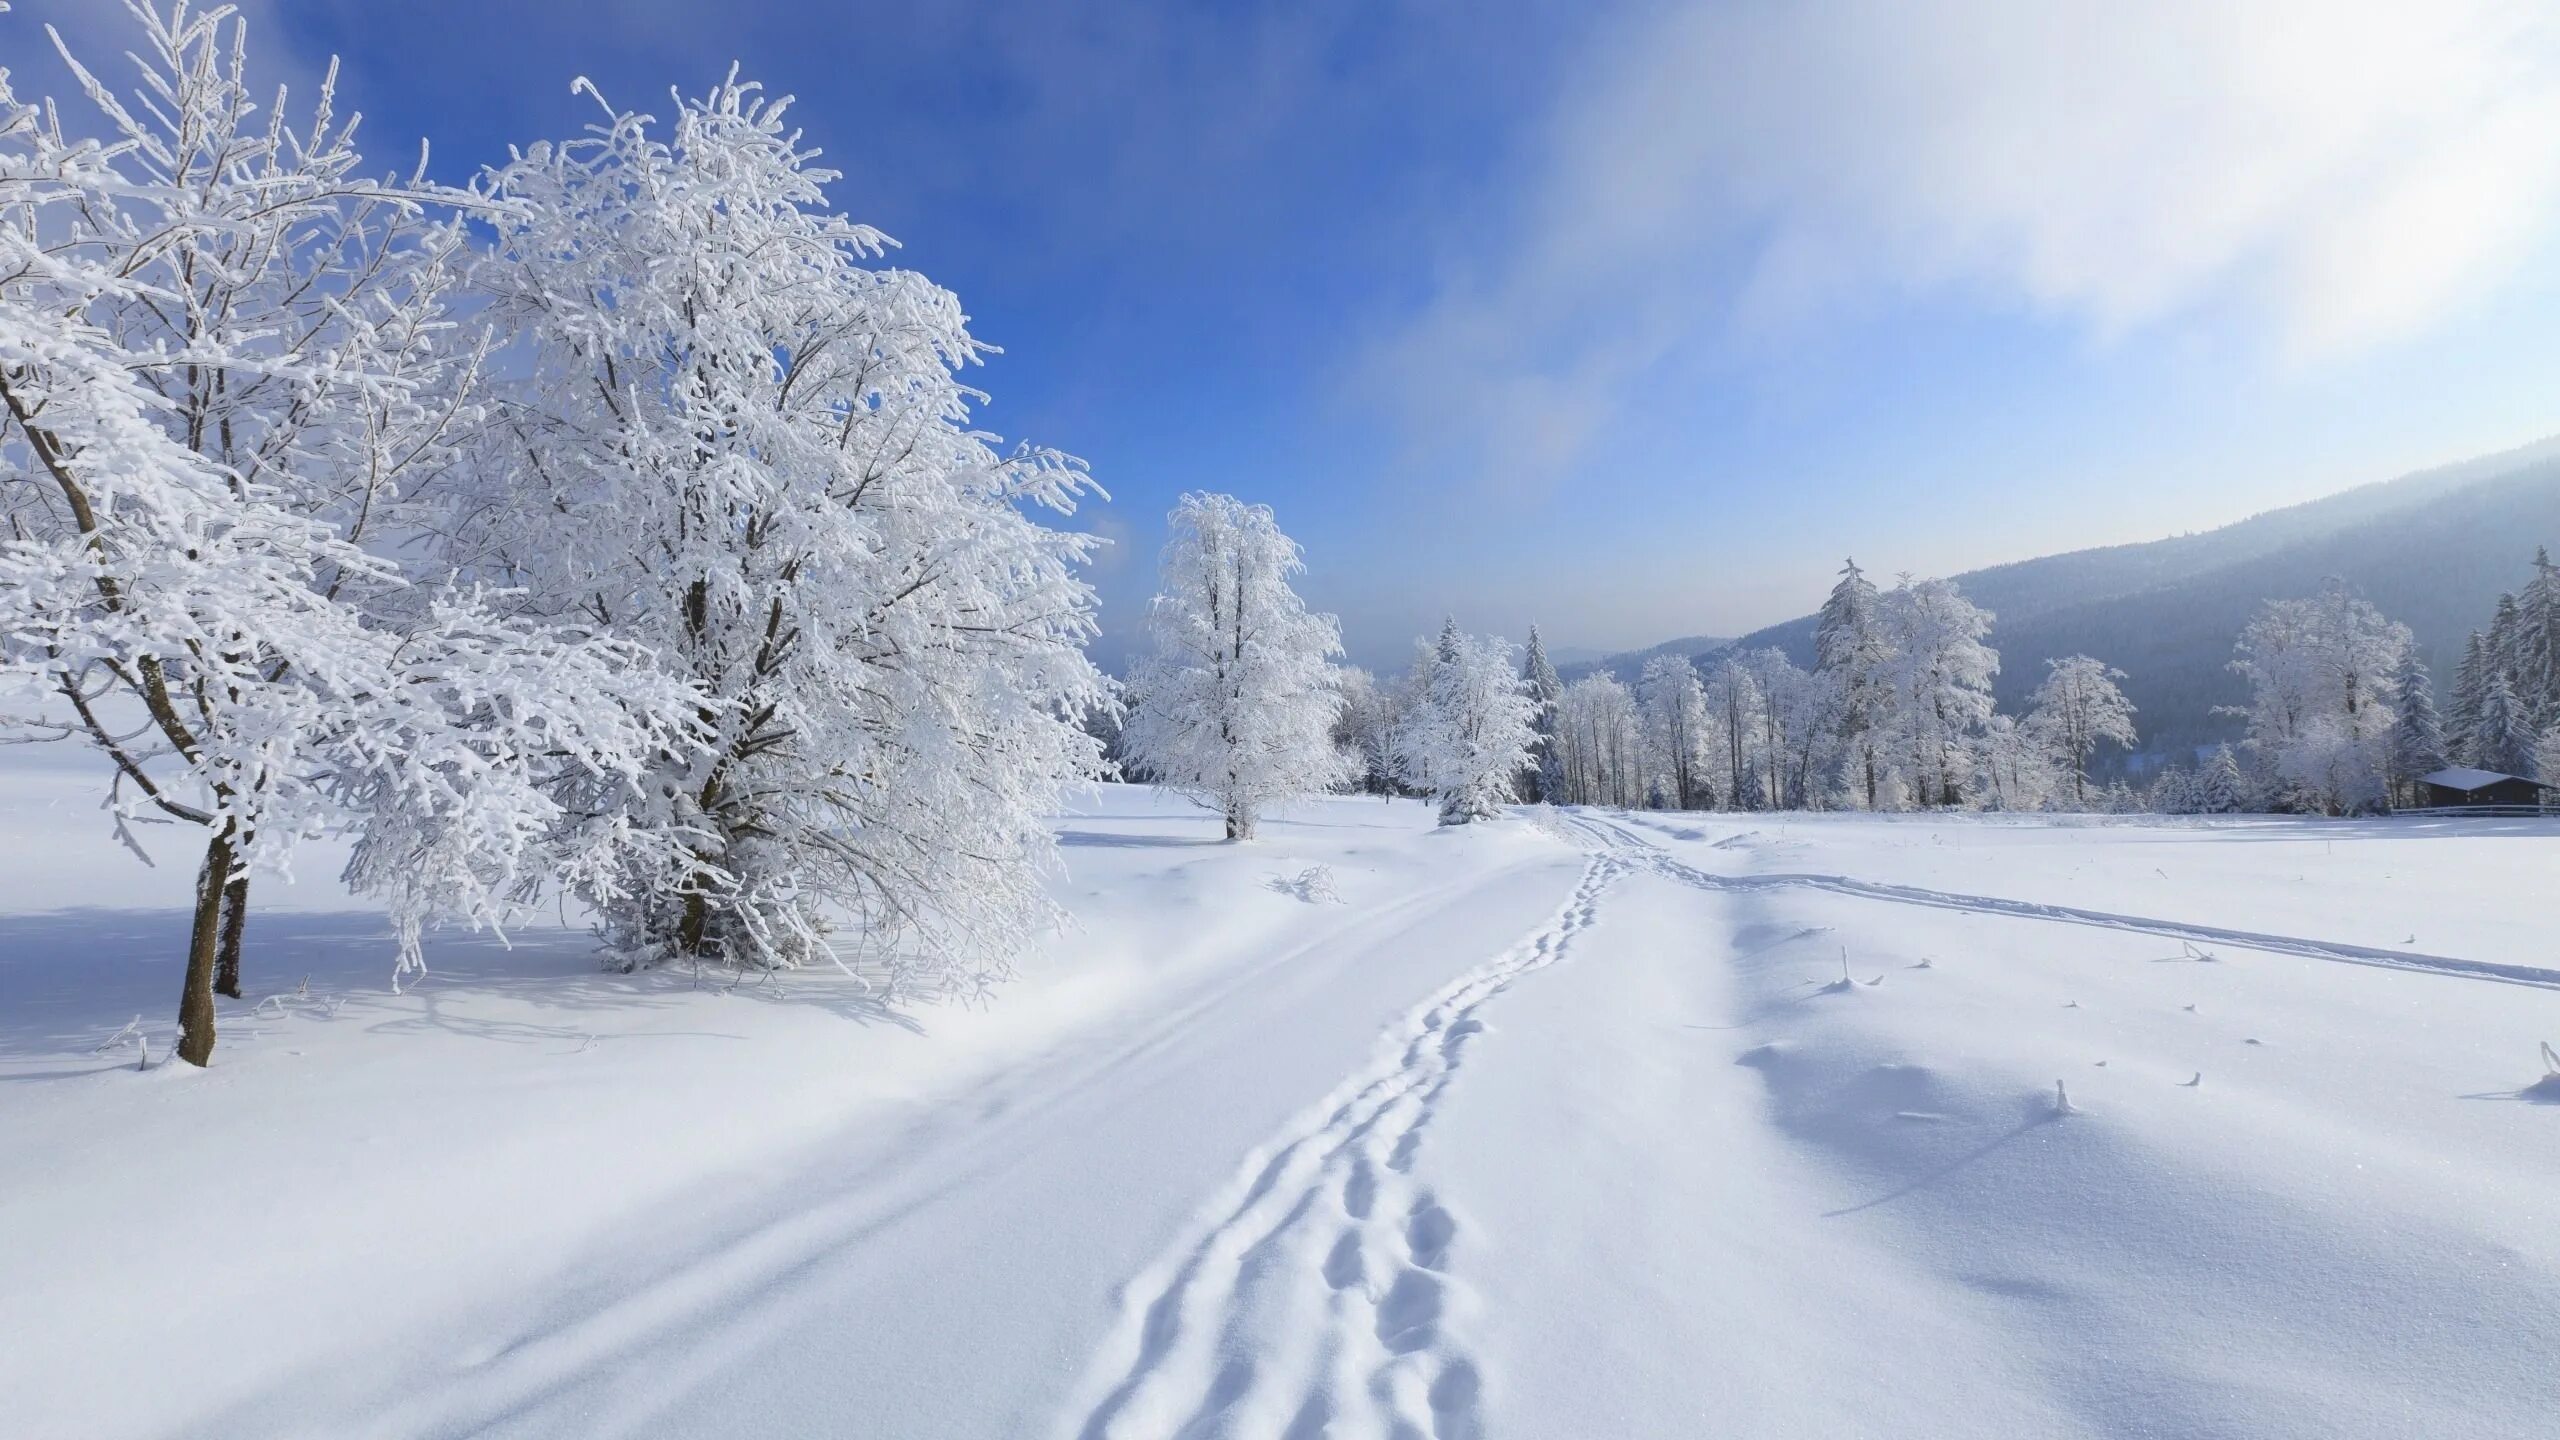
[[1367, 0, 2560, 479]]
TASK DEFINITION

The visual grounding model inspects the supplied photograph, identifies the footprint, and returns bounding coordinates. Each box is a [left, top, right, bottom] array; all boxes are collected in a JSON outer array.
[[1375, 1270, 1445, 1354], [1387, 1128, 1424, 1173], [1428, 1359, 1485, 1440], [1405, 1199, 1456, 1270], [1324, 1229, 1366, 1291], [1280, 1392, 1334, 1440], [1344, 1157, 1376, 1220]]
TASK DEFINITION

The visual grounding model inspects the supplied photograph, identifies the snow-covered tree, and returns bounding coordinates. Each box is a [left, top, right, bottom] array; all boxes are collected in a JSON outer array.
[[2514, 548, 2560, 731], [0, 3, 680, 1064], [2535, 724, 2560, 789], [2385, 650, 2448, 806], [1123, 494, 1350, 839], [1637, 654, 1711, 810], [1552, 673, 1642, 808], [462, 71, 1107, 983], [1814, 558, 1891, 807], [2470, 670, 2536, 777], [2229, 581, 2408, 814], [1878, 576, 1998, 808], [2448, 631, 2492, 766], [2199, 744, 2252, 814], [1520, 626, 1566, 803], [2026, 655, 2137, 808], [1978, 713, 2062, 812], [1331, 667, 1404, 797], [1705, 656, 1762, 810], [2150, 764, 2199, 815], [1397, 630, 1537, 824]]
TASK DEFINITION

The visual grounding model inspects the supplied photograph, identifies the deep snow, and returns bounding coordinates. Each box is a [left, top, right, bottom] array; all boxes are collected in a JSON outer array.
[[5, 774, 2559, 1437]]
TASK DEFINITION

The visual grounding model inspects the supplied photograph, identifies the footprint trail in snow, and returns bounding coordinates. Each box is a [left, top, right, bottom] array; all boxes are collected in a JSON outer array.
[[1062, 854, 1627, 1440]]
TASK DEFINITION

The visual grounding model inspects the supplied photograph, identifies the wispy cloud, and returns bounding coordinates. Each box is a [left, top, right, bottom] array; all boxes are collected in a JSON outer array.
[[1363, 0, 2560, 486]]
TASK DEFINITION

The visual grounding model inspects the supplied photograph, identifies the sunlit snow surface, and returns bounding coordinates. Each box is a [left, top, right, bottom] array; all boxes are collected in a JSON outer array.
[[5, 770, 2558, 1437]]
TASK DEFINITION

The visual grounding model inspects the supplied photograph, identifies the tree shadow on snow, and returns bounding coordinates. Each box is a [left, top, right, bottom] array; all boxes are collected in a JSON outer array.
[[1055, 829, 1225, 849], [0, 906, 923, 1074]]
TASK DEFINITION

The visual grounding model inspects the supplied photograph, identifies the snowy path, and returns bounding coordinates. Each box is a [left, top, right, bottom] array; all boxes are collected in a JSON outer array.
[[1062, 853, 1625, 1440], [1063, 805, 2560, 1438], [9, 784, 2560, 1437]]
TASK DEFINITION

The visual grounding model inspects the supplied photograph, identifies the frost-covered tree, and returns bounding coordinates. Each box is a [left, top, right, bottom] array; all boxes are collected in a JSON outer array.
[[1397, 630, 1536, 824], [1520, 626, 1566, 804], [1637, 654, 1711, 810], [1705, 656, 1761, 810], [2149, 764, 2199, 815], [2026, 655, 2137, 808], [2536, 725, 2560, 789], [2229, 581, 2408, 813], [1878, 576, 1998, 808], [462, 71, 1106, 983], [2199, 744, 2252, 814], [1553, 673, 1642, 808], [1814, 558, 1891, 807], [2515, 549, 2560, 731], [1978, 713, 2062, 812], [2470, 670, 2535, 777], [2385, 650, 2447, 807], [1331, 667, 1404, 798], [2447, 631, 2492, 766], [1124, 494, 1350, 839], [0, 3, 677, 1064]]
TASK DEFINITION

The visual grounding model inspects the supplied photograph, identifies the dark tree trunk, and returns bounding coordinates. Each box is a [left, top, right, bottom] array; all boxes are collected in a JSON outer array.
[[177, 828, 236, 1067], [213, 866, 250, 999]]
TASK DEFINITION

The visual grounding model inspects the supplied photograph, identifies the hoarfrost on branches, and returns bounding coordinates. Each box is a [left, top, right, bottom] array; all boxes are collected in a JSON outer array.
[[1122, 493, 1352, 841]]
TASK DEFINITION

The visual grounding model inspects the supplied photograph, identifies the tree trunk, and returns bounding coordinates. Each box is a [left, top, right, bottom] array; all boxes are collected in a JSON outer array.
[[177, 828, 236, 1067], [1226, 808, 1255, 841], [213, 865, 250, 999]]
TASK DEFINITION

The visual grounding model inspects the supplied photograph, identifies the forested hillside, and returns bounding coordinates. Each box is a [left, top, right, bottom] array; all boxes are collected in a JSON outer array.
[[1664, 438, 2560, 765]]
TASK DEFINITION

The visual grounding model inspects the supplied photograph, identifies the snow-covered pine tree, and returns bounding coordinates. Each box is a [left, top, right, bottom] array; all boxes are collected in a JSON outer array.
[[2385, 649, 2448, 807], [2149, 764, 2198, 815], [0, 2, 679, 1064], [2448, 631, 2492, 766], [2512, 547, 2560, 733], [463, 72, 1107, 984], [1124, 494, 1352, 840], [2026, 655, 2138, 808], [2535, 724, 2560, 790], [2487, 591, 2524, 687], [2200, 744, 2251, 814], [2470, 670, 2536, 777], [1814, 558, 1891, 807], [1398, 630, 1537, 824], [1521, 626, 1566, 804]]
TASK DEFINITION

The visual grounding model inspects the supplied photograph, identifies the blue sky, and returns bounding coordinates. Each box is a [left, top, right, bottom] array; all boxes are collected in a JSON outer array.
[[22, 1, 2560, 669]]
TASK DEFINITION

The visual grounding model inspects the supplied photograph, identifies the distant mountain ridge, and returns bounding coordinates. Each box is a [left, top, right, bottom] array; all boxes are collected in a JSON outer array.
[[1556, 634, 1733, 684], [1607, 434, 2560, 767]]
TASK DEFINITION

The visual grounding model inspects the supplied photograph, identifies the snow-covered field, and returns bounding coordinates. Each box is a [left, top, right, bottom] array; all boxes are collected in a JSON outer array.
[[7, 776, 2560, 1438]]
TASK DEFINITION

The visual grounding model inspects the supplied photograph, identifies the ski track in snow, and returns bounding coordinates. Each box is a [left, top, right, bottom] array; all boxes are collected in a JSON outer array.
[[1562, 812, 2560, 991], [1063, 853, 1627, 1440], [1066, 805, 2555, 1439]]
